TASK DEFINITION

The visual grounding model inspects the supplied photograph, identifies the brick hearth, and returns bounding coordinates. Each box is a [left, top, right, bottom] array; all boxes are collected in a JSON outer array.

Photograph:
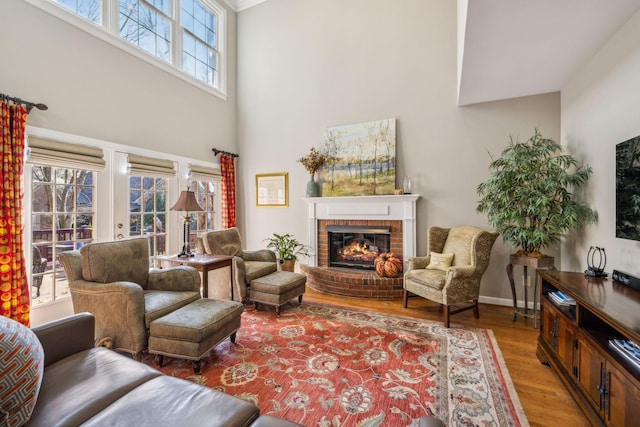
[[300, 264, 404, 299]]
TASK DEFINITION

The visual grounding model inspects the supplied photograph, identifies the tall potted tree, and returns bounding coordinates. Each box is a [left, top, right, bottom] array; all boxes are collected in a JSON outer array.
[[263, 233, 309, 272], [477, 128, 597, 257], [477, 128, 597, 323]]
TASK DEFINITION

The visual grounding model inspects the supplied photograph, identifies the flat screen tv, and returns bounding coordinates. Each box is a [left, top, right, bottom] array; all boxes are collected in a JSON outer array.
[[616, 135, 640, 240]]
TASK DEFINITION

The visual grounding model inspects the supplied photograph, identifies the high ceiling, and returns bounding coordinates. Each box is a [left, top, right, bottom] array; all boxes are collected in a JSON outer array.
[[228, 0, 640, 106], [458, 0, 640, 105]]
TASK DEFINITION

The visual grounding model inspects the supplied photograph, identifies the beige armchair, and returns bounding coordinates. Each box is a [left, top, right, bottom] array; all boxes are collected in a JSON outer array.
[[403, 226, 499, 327], [199, 227, 277, 302], [58, 236, 201, 357]]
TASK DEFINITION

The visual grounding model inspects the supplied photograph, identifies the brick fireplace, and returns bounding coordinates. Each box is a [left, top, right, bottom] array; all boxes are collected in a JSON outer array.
[[301, 195, 420, 299]]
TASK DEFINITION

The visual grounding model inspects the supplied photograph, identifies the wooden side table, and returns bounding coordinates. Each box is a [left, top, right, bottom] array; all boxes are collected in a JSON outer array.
[[506, 254, 555, 328], [157, 254, 233, 299]]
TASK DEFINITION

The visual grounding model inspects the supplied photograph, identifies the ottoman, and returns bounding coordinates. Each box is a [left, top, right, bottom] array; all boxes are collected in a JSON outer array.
[[148, 298, 243, 373], [250, 271, 306, 315]]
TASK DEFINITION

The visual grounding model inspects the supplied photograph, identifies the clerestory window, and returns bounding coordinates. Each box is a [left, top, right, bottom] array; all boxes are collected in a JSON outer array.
[[30, 0, 225, 96]]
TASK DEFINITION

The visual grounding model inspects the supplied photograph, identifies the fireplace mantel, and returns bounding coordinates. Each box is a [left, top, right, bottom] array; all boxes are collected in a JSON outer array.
[[303, 195, 421, 268]]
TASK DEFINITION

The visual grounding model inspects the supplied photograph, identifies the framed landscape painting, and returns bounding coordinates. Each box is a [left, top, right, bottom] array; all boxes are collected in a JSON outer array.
[[321, 118, 396, 196]]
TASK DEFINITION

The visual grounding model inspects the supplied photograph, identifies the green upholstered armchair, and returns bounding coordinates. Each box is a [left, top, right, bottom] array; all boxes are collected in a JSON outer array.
[[403, 226, 499, 327], [199, 227, 277, 302], [58, 236, 201, 357]]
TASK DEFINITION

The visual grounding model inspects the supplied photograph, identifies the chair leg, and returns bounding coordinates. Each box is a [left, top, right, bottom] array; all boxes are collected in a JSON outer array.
[[154, 354, 164, 367], [473, 299, 480, 319], [444, 305, 450, 328], [403, 289, 409, 308]]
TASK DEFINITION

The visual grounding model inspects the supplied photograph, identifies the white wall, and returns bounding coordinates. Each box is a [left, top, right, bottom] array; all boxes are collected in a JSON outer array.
[[237, 0, 561, 304], [0, 0, 237, 160], [561, 9, 640, 274], [1, 0, 237, 324]]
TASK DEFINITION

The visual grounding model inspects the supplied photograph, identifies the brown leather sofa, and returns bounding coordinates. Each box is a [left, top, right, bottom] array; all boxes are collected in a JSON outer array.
[[27, 312, 302, 427]]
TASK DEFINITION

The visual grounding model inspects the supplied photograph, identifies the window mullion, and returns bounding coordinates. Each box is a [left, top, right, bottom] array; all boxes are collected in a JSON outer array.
[[173, 0, 182, 67], [105, 0, 119, 35]]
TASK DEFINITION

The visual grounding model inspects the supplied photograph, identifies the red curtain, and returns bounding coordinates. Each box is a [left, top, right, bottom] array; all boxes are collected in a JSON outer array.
[[220, 154, 236, 229], [0, 101, 30, 326]]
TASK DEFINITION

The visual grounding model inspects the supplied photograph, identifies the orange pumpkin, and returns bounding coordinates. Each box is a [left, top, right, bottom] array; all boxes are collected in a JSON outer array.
[[374, 253, 403, 278]]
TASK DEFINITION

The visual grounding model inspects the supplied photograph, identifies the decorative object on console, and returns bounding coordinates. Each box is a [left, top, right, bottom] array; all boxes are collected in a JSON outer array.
[[263, 233, 309, 272], [585, 246, 607, 277], [321, 118, 396, 196], [170, 190, 204, 258]]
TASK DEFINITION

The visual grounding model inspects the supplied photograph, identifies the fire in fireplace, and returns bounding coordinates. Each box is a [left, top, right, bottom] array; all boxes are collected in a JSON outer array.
[[327, 225, 390, 270]]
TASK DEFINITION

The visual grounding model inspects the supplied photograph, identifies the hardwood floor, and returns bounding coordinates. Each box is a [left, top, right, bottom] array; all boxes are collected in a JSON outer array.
[[302, 287, 590, 427]]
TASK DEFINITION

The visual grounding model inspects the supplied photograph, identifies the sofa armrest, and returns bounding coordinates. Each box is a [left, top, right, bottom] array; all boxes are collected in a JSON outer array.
[[232, 256, 248, 301], [408, 256, 430, 270], [446, 265, 477, 280], [147, 266, 200, 292], [32, 312, 95, 367], [242, 249, 277, 263], [69, 279, 147, 354]]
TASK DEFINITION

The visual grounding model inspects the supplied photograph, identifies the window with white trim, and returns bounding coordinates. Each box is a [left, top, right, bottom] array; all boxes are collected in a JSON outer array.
[[181, 0, 219, 86], [190, 180, 217, 235], [38, 0, 225, 95], [30, 166, 97, 305], [27, 136, 104, 305], [55, 0, 101, 23], [129, 176, 168, 264], [188, 164, 220, 240]]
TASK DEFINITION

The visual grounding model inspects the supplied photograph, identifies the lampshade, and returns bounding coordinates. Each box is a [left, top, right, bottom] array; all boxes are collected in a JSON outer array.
[[170, 190, 203, 212]]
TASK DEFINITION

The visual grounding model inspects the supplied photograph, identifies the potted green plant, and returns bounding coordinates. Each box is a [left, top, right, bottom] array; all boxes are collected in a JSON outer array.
[[476, 128, 597, 258], [264, 233, 310, 272]]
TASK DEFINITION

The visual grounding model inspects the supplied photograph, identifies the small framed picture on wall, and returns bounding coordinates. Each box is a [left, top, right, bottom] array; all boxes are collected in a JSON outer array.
[[256, 172, 288, 207]]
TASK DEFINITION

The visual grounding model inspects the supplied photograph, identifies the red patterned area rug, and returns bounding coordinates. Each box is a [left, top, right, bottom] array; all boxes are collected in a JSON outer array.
[[141, 303, 528, 427]]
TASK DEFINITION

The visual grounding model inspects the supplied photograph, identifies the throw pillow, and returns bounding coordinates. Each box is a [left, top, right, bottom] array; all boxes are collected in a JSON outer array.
[[426, 252, 454, 271], [0, 316, 45, 427]]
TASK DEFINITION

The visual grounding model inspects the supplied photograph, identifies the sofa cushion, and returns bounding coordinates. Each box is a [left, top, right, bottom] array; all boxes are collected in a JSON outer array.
[[27, 347, 161, 427], [202, 228, 243, 257], [441, 227, 474, 266], [0, 317, 44, 427], [245, 261, 278, 284], [426, 252, 454, 271], [143, 290, 201, 328], [80, 376, 260, 427], [80, 237, 150, 286], [404, 268, 447, 290]]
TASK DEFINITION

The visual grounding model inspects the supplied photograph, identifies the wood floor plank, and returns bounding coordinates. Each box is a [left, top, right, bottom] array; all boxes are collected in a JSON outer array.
[[302, 287, 590, 427]]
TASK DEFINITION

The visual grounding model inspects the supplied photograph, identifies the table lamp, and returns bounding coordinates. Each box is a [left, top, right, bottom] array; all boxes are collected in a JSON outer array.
[[170, 190, 204, 258]]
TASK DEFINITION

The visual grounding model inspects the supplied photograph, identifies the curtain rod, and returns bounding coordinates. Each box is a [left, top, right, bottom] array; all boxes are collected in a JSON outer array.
[[0, 93, 48, 114], [212, 148, 239, 158]]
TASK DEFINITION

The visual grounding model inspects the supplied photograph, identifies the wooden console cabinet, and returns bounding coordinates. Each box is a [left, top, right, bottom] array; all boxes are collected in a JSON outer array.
[[537, 270, 640, 427]]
